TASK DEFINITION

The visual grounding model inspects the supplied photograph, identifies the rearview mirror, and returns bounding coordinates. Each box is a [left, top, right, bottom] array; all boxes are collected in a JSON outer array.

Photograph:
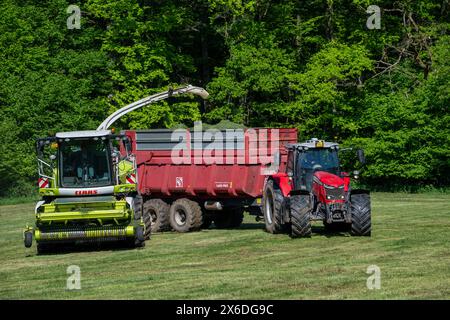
[[357, 149, 366, 164], [123, 137, 132, 154]]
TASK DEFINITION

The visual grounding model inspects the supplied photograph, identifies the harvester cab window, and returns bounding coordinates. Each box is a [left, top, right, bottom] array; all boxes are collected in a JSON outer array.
[[296, 148, 340, 190], [60, 139, 112, 187]]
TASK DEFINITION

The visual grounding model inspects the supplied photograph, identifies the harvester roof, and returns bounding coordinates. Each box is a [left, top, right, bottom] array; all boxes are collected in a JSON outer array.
[[55, 130, 111, 139]]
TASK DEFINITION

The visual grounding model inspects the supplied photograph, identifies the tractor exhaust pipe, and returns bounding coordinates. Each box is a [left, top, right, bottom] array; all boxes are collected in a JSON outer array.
[[204, 201, 223, 211]]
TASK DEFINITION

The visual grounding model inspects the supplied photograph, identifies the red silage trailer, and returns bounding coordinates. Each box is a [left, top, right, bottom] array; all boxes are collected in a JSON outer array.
[[123, 128, 297, 233]]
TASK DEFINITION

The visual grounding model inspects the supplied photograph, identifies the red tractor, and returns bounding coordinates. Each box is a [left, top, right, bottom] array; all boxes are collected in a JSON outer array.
[[262, 138, 371, 238]]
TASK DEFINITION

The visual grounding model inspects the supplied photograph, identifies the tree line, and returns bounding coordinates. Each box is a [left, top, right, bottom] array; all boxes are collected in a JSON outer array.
[[0, 0, 448, 196]]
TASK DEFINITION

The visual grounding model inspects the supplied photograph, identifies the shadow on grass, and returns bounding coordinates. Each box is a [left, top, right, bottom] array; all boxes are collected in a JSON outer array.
[[32, 241, 142, 256], [311, 225, 351, 238]]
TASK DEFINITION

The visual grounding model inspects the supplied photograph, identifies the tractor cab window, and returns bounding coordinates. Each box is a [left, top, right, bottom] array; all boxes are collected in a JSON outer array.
[[296, 148, 339, 190], [60, 139, 112, 187]]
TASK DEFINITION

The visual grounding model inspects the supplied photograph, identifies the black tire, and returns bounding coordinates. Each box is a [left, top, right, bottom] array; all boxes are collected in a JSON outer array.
[[132, 194, 146, 246], [350, 193, 371, 236], [214, 208, 244, 229], [134, 225, 145, 247], [143, 199, 170, 235], [24, 232, 33, 248], [262, 180, 284, 234], [169, 199, 203, 232], [290, 195, 312, 238], [37, 242, 54, 255]]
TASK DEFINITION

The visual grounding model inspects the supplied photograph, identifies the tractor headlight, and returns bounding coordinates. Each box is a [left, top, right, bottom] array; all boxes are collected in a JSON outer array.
[[326, 195, 332, 200]]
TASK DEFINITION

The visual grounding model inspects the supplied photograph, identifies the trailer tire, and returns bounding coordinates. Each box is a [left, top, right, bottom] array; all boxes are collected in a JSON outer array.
[[290, 195, 312, 238], [350, 193, 371, 236], [144, 199, 170, 235], [263, 180, 284, 234], [169, 199, 203, 232], [214, 208, 244, 229]]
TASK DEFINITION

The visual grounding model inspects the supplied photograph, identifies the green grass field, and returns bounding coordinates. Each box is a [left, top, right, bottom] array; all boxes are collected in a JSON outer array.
[[0, 192, 449, 299]]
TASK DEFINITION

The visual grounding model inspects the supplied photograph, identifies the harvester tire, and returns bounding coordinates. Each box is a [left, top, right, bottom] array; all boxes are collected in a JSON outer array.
[[350, 193, 371, 236], [24, 232, 33, 248], [214, 208, 244, 229], [169, 199, 203, 232], [134, 226, 145, 247], [290, 194, 312, 238], [144, 199, 170, 235], [263, 180, 284, 234]]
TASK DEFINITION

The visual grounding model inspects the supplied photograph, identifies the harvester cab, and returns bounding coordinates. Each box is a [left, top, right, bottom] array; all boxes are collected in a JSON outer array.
[[24, 129, 144, 253], [263, 138, 371, 238], [24, 85, 209, 253]]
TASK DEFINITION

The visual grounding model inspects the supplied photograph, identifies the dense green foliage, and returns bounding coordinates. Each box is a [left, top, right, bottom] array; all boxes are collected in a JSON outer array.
[[0, 0, 448, 195]]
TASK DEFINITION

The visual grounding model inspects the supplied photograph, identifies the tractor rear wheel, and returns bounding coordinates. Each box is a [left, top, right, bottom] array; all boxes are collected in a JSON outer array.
[[350, 193, 371, 236], [214, 208, 244, 229], [169, 199, 203, 232], [263, 180, 284, 234], [143, 199, 170, 235], [290, 195, 312, 238]]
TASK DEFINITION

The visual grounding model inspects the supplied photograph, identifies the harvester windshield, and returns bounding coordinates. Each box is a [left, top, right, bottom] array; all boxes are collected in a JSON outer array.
[[60, 139, 112, 187]]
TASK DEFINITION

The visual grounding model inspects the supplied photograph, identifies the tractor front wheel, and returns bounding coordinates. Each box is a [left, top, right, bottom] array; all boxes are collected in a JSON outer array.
[[350, 193, 371, 236], [290, 194, 312, 238]]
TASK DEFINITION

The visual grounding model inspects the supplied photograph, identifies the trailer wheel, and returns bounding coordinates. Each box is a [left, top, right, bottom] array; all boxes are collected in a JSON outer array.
[[214, 208, 244, 229], [169, 199, 203, 232], [290, 195, 312, 238], [263, 180, 284, 234], [144, 199, 170, 235], [350, 193, 371, 236]]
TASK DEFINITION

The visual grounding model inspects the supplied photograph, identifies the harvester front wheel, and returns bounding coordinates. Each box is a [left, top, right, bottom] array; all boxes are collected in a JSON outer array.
[[132, 194, 146, 247], [24, 231, 33, 248], [263, 180, 284, 234], [350, 193, 371, 236], [144, 199, 170, 235], [290, 195, 312, 238], [169, 199, 203, 232]]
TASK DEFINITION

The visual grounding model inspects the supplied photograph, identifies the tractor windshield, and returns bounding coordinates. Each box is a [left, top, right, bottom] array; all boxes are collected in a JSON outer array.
[[60, 139, 112, 187], [296, 148, 340, 190]]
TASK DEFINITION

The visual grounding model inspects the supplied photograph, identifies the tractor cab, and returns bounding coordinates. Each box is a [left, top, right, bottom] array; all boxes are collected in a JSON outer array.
[[287, 138, 341, 192]]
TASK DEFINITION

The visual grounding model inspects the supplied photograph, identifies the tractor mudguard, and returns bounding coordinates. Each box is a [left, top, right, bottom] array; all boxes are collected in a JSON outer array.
[[270, 174, 292, 197]]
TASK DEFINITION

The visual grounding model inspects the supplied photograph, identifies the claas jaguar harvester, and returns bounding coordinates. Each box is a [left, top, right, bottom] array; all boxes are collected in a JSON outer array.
[[24, 85, 209, 253], [262, 138, 371, 238]]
